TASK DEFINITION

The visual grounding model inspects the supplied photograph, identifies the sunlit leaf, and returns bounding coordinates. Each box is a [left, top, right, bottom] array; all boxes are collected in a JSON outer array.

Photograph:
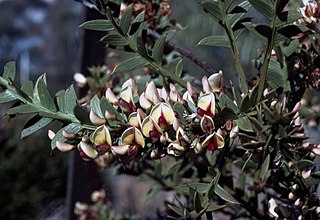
[[197, 36, 230, 48], [91, 95, 104, 118], [0, 90, 16, 103], [120, 6, 133, 33], [21, 117, 53, 139], [79, 19, 114, 31], [36, 74, 57, 111], [152, 33, 167, 64], [100, 34, 128, 46], [55, 90, 66, 113], [21, 80, 34, 97], [260, 154, 270, 180], [112, 56, 148, 74], [65, 85, 77, 116], [7, 104, 38, 114], [3, 61, 16, 81], [214, 183, 239, 204], [235, 116, 253, 132], [201, 0, 223, 22]]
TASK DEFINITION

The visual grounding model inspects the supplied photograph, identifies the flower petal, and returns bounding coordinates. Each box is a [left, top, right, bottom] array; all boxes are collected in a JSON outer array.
[[167, 142, 185, 156], [89, 110, 106, 125], [91, 125, 112, 146], [56, 141, 75, 152], [112, 145, 130, 155], [121, 127, 135, 145], [197, 93, 215, 116], [79, 141, 98, 159], [134, 128, 145, 148], [105, 88, 118, 104], [139, 92, 152, 109], [208, 70, 223, 92], [200, 115, 215, 133]]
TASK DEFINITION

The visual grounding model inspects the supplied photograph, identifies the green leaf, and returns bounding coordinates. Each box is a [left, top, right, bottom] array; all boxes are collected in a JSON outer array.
[[174, 183, 210, 195], [100, 97, 123, 120], [219, 93, 239, 113], [267, 59, 290, 90], [112, 56, 148, 74], [276, 11, 302, 27], [242, 140, 266, 149], [235, 116, 253, 132], [7, 104, 39, 114], [299, 107, 314, 118], [21, 117, 53, 139], [91, 95, 104, 118], [193, 191, 203, 213], [51, 123, 82, 150], [296, 160, 314, 170], [133, 11, 145, 23], [206, 204, 226, 212], [240, 94, 250, 113], [283, 39, 299, 57], [36, 74, 57, 111], [119, 6, 133, 33], [21, 80, 34, 97], [201, 0, 223, 22], [175, 59, 183, 77], [0, 90, 16, 103], [248, 0, 273, 20], [3, 61, 16, 81], [100, 34, 128, 46], [167, 203, 184, 217], [55, 90, 66, 113], [152, 34, 167, 63], [197, 36, 230, 48], [242, 22, 267, 45], [260, 154, 270, 180], [79, 19, 114, 31], [74, 105, 92, 125], [214, 183, 239, 204], [65, 85, 78, 116]]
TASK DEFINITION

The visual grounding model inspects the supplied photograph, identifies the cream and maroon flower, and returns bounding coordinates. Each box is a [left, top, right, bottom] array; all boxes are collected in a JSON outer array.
[[78, 141, 99, 161], [128, 108, 146, 129], [56, 141, 75, 152], [167, 127, 189, 156], [169, 83, 181, 102], [145, 81, 161, 104], [208, 71, 223, 93], [122, 78, 138, 96], [200, 115, 215, 133], [197, 93, 216, 117], [298, 0, 320, 27], [150, 102, 175, 128], [112, 127, 145, 158], [119, 85, 136, 112], [141, 116, 162, 141], [91, 125, 112, 155], [201, 132, 225, 152]]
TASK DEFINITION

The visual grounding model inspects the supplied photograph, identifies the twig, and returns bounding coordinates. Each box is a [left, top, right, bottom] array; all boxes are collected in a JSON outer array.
[[73, 0, 216, 75]]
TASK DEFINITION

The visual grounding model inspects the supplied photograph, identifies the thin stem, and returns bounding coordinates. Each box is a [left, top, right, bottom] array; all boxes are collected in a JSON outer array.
[[220, 5, 248, 94], [256, 0, 280, 103]]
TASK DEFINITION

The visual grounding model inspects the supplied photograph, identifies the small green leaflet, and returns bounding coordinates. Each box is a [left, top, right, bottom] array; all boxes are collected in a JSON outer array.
[[21, 117, 53, 139], [152, 34, 167, 63], [3, 61, 16, 81], [112, 56, 148, 74], [7, 104, 39, 114], [260, 154, 270, 180], [197, 36, 231, 48], [79, 19, 114, 31], [214, 183, 239, 204], [119, 6, 133, 33], [0, 90, 16, 103]]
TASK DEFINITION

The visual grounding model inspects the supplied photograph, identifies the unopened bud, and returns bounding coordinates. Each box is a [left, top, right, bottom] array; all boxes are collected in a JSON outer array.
[[62, 130, 76, 139], [288, 192, 296, 200], [294, 198, 302, 208], [302, 170, 311, 179], [89, 110, 106, 125]]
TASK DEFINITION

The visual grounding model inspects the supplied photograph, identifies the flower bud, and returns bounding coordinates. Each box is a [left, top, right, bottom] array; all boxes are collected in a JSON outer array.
[[89, 110, 106, 125], [73, 73, 87, 88], [56, 141, 75, 152]]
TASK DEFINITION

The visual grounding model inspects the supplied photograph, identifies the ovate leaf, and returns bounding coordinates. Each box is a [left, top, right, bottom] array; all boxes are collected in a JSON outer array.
[[55, 90, 66, 113], [90, 95, 104, 118], [197, 36, 230, 48], [152, 34, 167, 63], [21, 117, 53, 138], [214, 183, 239, 204], [112, 56, 148, 74], [201, 0, 223, 22], [260, 154, 270, 180], [65, 85, 78, 116], [175, 59, 183, 77], [235, 116, 254, 132], [7, 104, 39, 114], [3, 61, 16, 81], [100, 34, 128, 46], [36, 74, 57, 111], [21, 80, 34, 97], [0, 90, 16, 103], [79, 19, 114, 31], [119, 6, 133, 33]]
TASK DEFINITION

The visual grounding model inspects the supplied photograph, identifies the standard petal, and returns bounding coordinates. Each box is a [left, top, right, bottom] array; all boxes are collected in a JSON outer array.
[[119, 85, 134, 104], [139, 92, 152, 109], [134, 128, 145, 148], [121, 127, 135, 145], [208, 70, 223, 92], [197, 93, 215, 116], [89, 110, 106, 125], [91, 125, 112, 146], [56, 141, 75, 152], [105, 88, 118, 104]]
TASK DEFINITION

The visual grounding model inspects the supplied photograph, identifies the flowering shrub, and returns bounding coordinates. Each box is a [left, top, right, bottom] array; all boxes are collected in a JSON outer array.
[[1, 0, 320, 219]]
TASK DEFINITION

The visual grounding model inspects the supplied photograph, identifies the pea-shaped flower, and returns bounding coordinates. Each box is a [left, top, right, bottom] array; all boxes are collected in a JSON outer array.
[[201, 132, 225, 152], [167, 127, 189, 156], [200, 115, 215, 133], [119, 85, 136, 112], [78, 141, 98, 161], [197, 93, 216, 117], [208, 71, 223, 93], [141, 116, 163, 141], [128, 109, 146, 129], [150, 102, 175, 128], [112, 127, 145, 158], [91, 125, 112, 155]]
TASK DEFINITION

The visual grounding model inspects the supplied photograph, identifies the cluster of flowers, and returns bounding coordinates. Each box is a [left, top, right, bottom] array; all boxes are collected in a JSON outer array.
[[298, 0, 320, 28], [50, 71, 232, 165]]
